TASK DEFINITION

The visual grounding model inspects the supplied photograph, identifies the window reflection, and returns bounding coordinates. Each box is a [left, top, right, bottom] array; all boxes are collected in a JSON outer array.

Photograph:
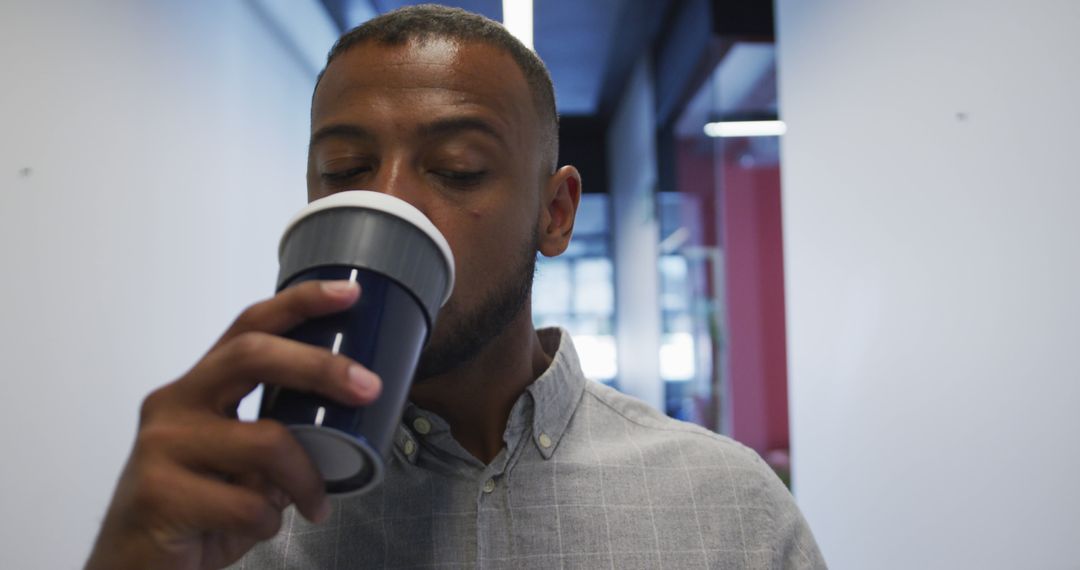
[[657, 192, 720, 426], [532, 193, 617, 383]]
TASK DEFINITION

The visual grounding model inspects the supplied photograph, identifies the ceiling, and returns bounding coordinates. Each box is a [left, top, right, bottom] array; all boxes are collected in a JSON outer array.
[[318, 0, 672, 118], [674, 43, 778, 138]]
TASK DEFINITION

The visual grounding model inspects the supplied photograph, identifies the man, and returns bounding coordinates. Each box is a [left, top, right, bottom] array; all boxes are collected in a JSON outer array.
[[87, 5, 824, 569]]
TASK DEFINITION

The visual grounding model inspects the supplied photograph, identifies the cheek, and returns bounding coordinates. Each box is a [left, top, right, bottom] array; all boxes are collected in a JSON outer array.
[[445, 223, 495, 290], [429, 191, 536, 299], [436, 223, 505, 305]]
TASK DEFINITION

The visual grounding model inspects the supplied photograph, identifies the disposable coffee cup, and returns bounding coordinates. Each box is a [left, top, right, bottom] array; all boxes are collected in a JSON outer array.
[[258, 190, 454, 495]]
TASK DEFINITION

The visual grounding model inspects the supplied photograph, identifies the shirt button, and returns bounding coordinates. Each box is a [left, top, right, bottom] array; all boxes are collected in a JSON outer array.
[[538, 433, 553, 449], [412, 417, 432, 435], [482, 478, 496, 493], [403, 439, 416, 456]]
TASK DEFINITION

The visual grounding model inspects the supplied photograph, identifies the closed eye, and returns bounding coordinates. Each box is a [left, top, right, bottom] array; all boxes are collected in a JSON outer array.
[[434, 170, 487, 184], [321, 167, 371, 182]]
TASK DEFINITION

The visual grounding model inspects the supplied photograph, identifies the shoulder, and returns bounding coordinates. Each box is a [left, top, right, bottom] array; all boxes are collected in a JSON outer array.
[[576, 379, 783, 505], [580, 380, 763, 469], [571, 382, 827, 568]]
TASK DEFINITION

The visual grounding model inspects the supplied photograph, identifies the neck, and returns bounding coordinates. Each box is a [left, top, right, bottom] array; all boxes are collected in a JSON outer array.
[[408, 310, 552, 464]]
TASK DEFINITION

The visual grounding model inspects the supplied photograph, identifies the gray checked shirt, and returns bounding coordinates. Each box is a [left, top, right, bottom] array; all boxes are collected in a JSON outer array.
[[234, 328, 825, 569]]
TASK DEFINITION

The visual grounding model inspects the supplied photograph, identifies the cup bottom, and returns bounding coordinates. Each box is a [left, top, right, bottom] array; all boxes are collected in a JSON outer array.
[[289, 425, 384, 496]]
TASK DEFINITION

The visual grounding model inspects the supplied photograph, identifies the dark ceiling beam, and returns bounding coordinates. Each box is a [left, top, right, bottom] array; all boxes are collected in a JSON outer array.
[[712, 0, 774, 37], [558, 116, 609, 195], [653, 0, 775, 194], [593, 0, 676, 123], [563, 0, 676, 195], [654, 0, 712, 131], [653, 0, 775, 129]]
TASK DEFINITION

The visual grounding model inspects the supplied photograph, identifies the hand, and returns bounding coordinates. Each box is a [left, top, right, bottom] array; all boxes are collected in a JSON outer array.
[[85, 280, 382, 570]]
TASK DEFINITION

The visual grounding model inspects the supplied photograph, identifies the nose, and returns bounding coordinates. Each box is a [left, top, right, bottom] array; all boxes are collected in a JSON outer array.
[[370, 156, 430, 214], [365, 155, 436, 218]]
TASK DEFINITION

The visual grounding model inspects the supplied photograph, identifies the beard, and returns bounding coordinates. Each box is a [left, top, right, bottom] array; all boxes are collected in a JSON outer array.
[[412, 233, 538, 382]]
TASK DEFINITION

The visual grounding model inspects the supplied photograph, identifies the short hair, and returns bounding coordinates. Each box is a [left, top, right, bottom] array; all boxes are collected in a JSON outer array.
[[315, 4, 559, 173]]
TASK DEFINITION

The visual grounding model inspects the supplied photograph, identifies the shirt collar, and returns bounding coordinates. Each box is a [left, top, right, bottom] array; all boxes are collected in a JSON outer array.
[[393, 327, 587, 462], [523, 327, 587, 459]]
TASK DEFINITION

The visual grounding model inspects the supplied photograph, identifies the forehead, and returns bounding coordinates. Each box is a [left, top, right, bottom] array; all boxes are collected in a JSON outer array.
[[312, 38, 536, 134]]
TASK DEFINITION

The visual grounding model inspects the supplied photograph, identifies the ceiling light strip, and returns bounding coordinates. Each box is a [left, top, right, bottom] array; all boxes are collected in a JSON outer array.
[[703, 120, 787, 138], [502, 0, 534, 50]]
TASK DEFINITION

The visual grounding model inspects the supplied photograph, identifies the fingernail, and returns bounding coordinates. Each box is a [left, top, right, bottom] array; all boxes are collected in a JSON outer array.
[[313, 497, 332, 524], [322, 280, 358, 296], [348, 364, 375, 392]]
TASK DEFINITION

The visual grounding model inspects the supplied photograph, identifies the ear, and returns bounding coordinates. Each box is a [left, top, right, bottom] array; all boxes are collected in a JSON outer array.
[[538, 165, 582, 257]]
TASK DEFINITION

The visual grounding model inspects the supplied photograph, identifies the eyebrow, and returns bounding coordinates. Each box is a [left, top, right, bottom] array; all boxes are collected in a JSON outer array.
[[309, 116, 508, 150], [309, 124, 374, 149]]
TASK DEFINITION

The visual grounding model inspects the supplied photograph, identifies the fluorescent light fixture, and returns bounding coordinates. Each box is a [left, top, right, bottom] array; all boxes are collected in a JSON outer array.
[[502, 0, 534, 50], [703, 120, 787, 138]]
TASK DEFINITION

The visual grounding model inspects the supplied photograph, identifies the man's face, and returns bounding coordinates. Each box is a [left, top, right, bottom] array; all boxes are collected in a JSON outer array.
[[308, 38, 548, 379]]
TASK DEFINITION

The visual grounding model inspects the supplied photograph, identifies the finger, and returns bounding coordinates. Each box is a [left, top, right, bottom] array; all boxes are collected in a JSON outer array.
[[181, 331, 382, 412], [137, 464, 287, 541], [213, 280, 360, 350], [233, 471, 291, 512], [171, 418, 330, 523]]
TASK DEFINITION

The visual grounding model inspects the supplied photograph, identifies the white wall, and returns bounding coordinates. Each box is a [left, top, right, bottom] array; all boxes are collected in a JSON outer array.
[[0, 2, 330, 567], [776, 1, 1080, 568], [608, 57, 664, 411]]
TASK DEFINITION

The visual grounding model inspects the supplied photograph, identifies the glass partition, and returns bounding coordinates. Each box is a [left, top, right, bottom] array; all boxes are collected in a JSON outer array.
[[532, 193, 617, 384]]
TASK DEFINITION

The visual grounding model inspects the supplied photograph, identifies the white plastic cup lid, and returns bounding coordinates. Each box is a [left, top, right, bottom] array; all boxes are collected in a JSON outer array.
[[279, 190, 456, 306]]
